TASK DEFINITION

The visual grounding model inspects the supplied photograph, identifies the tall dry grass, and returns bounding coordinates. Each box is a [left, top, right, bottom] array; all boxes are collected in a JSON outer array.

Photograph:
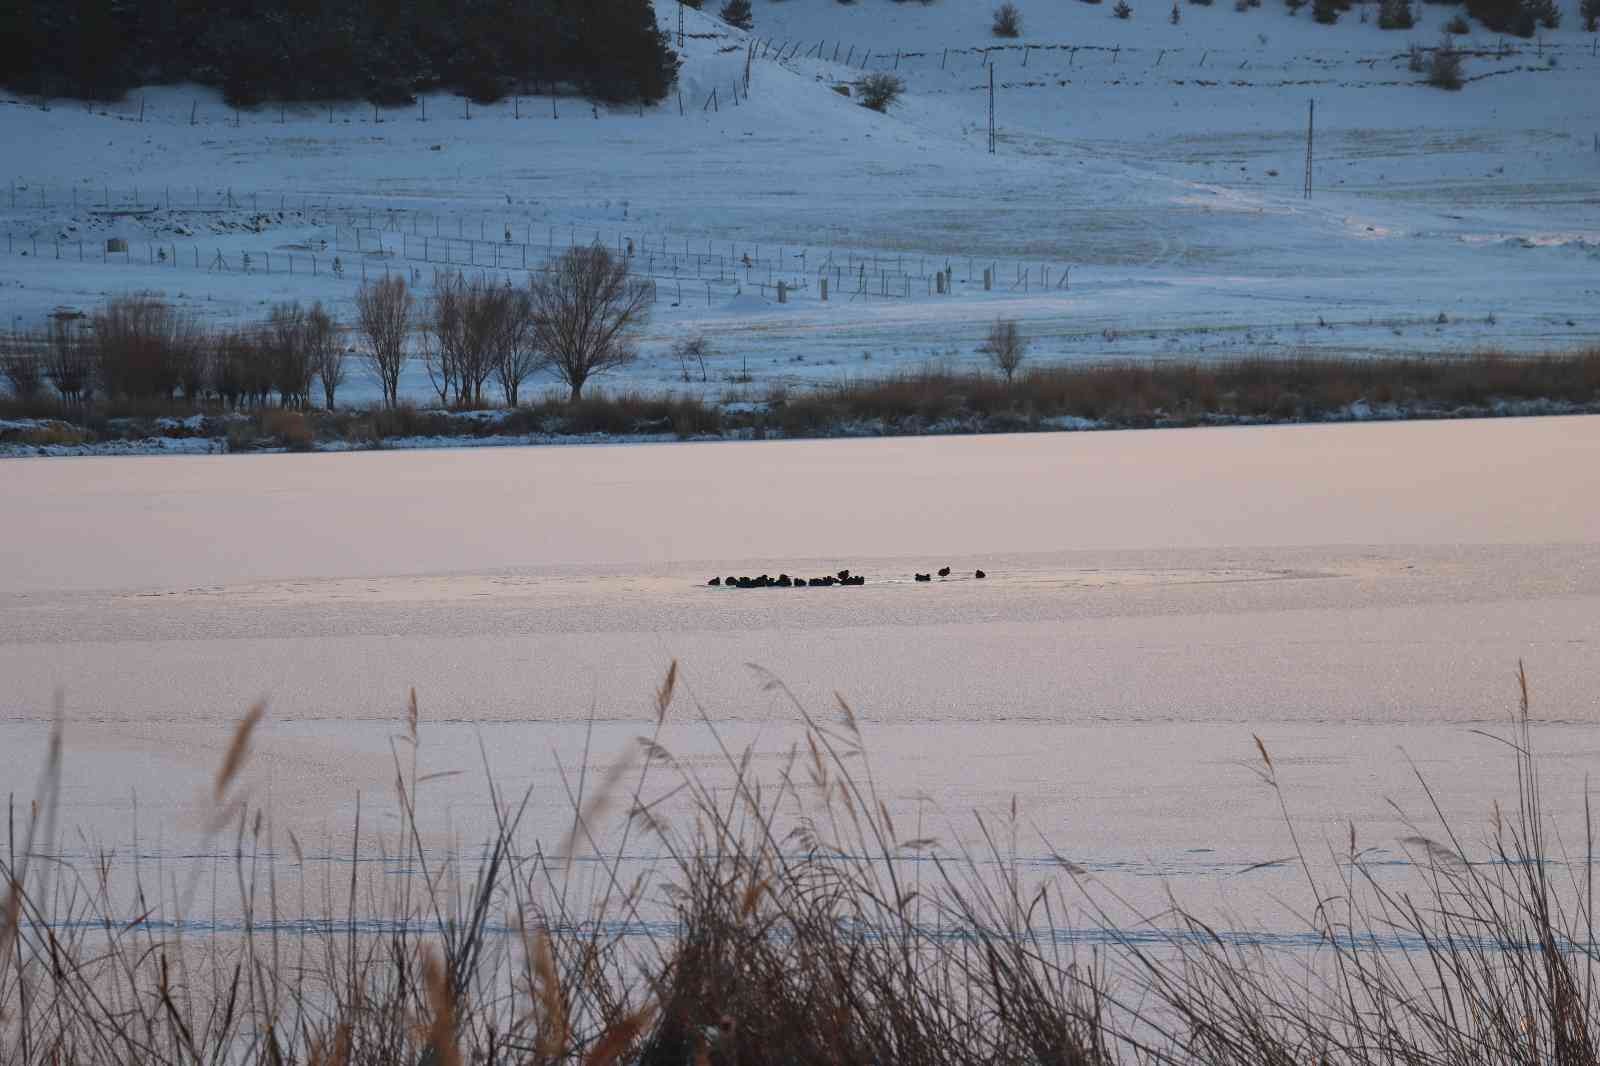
[[1, 663, 1595, 1064]]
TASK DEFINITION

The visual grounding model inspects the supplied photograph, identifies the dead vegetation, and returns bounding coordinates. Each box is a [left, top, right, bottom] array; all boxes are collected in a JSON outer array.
[[3, 348, 1598, 452], [2, 663, 1598, 1064]]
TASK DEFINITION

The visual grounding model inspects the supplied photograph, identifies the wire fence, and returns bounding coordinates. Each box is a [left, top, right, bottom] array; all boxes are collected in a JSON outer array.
[[2, 176, 1078, 310]]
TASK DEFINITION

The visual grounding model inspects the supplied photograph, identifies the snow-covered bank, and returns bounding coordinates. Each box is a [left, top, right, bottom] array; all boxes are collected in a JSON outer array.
[[3, 0, 1597, 411], [4, 397, 1595, 458]]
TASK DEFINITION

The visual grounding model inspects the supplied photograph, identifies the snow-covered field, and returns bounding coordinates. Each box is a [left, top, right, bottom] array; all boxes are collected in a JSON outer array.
[[2, 0, 1597, 407]]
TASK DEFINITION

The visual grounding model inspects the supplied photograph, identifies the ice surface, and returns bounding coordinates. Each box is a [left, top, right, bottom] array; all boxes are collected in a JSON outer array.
[[2, 420, 1598, 933]]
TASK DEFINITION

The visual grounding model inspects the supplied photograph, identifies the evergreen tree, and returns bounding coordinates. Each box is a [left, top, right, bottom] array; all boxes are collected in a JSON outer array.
[[1, 0, 678, 105], [1312, 0, 1341, 23], [720, 0, 754, 30]]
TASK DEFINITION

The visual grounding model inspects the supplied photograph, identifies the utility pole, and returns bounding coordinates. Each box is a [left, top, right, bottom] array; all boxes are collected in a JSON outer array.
[[1303, 99, 1315, 200], [987, 65, 996, 155], [678, 0, 685, 49]]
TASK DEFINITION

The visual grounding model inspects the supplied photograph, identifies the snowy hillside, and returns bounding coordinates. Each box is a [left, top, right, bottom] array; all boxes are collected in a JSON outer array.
[[1, 0, 1597, 406]]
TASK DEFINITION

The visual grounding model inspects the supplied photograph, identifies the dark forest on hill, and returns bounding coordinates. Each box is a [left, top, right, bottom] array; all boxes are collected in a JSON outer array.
[[0, 0, 678, 106]]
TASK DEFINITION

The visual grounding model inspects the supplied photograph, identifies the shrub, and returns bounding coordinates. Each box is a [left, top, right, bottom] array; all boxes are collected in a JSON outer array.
[[1525, 0, 1562, 27], [1427, 36, 1465, 86], [260, 408, 315, 451], [1313, 0, 1341, 22], [671, 334, 714, 381], [719, 0, 754, 29], [1114, 0, 1134, 15], [1379, 0, 1417, 26], [1446, 11, 1473, 28], [1171, 1, 1182, 20], [978, 319, 1028, 382], [992, 2, 1024, 35], [1409, 41, 1429, 68], [1467, 0, 1536, 33], [856, 72, 906, 111]]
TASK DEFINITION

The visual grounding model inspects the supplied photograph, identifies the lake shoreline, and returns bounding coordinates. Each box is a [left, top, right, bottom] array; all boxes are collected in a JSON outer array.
[[7, 349, 1598, 457], [4, 395, 1598, 459]]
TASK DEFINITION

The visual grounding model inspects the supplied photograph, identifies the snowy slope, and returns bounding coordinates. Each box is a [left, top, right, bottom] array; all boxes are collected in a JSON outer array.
[[1, 0, 1597, 406]]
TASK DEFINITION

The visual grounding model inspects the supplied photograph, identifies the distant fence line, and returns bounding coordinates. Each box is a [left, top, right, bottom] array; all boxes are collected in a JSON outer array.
[[1, 31, 1584, 137], [0, 227, 1068, 308], [2, 179, 1077, 308]]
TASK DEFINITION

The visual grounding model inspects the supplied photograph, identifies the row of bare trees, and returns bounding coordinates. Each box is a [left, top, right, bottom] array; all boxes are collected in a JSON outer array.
[[2, 247, 656, 412], [0, 295, 348, 410], [353, 245, 652, 407]]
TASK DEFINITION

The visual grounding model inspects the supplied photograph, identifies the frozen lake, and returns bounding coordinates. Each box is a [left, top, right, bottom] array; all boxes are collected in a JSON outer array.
[[3, 417, 1599, 938]]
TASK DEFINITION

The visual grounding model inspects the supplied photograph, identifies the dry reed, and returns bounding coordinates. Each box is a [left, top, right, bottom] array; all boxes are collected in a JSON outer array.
[[0, 663, 1595, 1065]]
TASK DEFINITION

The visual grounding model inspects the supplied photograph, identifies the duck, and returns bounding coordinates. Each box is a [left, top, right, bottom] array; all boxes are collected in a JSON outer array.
[[844, 575, 865, 586], [708, 577, 722, 586], [725, 575, 738, 587], [836, 569, 851, 582], [775, 574, 792, 587], [974, 569, 987, 579], [736, 576, 754, 588], [937, 566, 951, 578], [914, 573, 932, 582], [808, 577, 826, 587]]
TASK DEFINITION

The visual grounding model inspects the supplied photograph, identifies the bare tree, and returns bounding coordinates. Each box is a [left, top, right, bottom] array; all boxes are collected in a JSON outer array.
[[457, 278, 504, 408], [175, 328, 210, 405], [529, 245, 651, 402], [42, 318, 94, 404], [420, 275, 504, 408], [92, 294, 198, 401], [306, 303, 344, 410], [671, 334, 713, 382], [419, 276, 463, 406], [1, 331, 44, 403], [355, 276, 412, 408], [493, 284, 542, 406], [268, 301, 313, 408], [979, 318, 1028, 382]]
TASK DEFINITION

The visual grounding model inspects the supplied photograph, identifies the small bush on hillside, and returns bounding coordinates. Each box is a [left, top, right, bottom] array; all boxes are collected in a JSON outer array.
[[1446, 12, 1472, 29], [1428, 36, 1465, 86], [1286, 0, 1308, 15], [1313, 0, 1341, 22], [720, 0, 753, 28], [1525, 0, 1562, 27], [856, 72, 906, 111], [1467, 0, 1536, 33], [1171, 1, 1183, 20], [1115, 0, 1134, 15], [1408, 41, 1429, 68], [993, 2, 1024, 35], [1379, 0, 1417, 26]]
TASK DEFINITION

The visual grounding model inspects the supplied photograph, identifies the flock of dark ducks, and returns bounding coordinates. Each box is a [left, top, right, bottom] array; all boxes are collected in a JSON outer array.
[[708, 566, 985, 589]]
